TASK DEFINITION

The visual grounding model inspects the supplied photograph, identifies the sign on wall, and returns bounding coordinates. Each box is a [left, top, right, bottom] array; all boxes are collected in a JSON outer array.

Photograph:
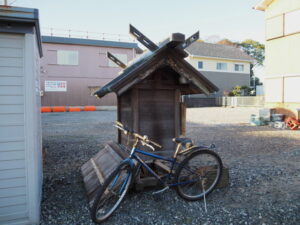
[[45, 80, 67, 92]]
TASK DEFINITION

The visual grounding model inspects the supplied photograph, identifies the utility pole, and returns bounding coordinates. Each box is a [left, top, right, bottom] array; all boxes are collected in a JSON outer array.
[[4, 0, 8, 5]]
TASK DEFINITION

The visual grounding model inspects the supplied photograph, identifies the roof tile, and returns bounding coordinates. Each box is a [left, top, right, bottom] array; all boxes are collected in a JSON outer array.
[[185, 42, 254, 62]]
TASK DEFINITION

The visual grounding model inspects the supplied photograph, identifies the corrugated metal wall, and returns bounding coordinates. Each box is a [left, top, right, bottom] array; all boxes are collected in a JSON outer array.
[[0, 33, 29, 224], [0, 32, 43, 225]]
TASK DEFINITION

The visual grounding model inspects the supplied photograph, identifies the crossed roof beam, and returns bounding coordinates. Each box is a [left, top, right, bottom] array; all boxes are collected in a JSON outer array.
[[107, 24, 200, 69]]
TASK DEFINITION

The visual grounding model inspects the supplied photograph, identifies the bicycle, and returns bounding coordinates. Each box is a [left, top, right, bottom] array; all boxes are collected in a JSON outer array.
[[91, 121, 223, 223]]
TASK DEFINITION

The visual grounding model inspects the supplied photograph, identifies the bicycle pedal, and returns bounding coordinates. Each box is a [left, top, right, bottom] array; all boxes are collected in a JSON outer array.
[[152, 186, 169, 195]]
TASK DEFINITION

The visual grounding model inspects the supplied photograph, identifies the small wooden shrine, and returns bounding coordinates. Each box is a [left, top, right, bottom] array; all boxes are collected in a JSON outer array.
[[95, 25, 218, 155], [82, 25, 219, 206]]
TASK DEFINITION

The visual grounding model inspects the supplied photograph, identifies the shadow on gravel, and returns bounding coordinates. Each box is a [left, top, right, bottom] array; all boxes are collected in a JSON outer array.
[[40, 112, 300, 225]]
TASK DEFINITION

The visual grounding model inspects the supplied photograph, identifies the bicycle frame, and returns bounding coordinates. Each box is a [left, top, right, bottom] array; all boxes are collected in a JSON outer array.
[[91, 122, 221, 223], [127, 146, 197, 188], [115, 123, 215, 189], [132, 148, 176, 185]]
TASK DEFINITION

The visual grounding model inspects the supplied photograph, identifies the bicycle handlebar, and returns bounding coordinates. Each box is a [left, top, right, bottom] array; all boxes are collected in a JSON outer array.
[[141, 141, 155, 151], [114, 121, 162, 149]]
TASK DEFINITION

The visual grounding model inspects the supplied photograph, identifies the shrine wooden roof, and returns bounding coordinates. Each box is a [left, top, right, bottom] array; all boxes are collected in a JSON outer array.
[[94, 32, 219, 97]]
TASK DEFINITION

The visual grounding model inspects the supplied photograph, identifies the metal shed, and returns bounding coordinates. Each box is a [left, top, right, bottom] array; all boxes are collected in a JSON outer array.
[[0, 6, 43, 225]]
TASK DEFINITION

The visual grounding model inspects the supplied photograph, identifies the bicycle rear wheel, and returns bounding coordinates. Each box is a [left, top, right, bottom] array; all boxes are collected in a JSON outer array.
[[175, 149, 222, 201], [91, 161, 133, 223]]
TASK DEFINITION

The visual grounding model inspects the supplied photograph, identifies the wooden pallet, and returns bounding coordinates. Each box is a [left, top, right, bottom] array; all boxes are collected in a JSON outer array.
[[81, 142, 128, 207], [134, 161, 229, 191], [134, 159, 173, 191]]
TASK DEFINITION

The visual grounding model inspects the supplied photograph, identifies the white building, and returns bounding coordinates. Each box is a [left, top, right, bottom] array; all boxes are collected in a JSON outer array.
[[185, 41, 254, 96], [255, 0, 300, 119]]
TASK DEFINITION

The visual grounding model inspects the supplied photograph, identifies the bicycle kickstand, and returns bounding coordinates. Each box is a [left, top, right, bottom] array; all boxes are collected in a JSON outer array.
[[202, 180, 208, 213], [152, 186, 169, 195]]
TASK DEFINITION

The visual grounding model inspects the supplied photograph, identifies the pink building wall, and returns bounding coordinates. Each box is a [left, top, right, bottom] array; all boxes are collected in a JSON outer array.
[[40, 39, 137, 106]]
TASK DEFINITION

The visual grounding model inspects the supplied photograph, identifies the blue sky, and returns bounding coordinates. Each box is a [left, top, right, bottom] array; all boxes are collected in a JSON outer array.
[[5, 0, 265, 43]]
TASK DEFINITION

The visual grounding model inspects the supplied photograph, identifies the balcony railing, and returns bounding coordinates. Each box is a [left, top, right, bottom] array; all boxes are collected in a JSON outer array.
[[41, 27, 136, 43]]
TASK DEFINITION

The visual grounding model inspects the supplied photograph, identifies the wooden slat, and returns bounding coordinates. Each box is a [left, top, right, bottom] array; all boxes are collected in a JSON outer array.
[[132, 88, 139, 133], [81, 142, 128, 208], [138, 88, 175, 154], [135, 177, 158, 191], [180, 102, 186, 136], [174, 89, 180, 138], [117, 96, 121, 143], [154, 160, 171, 174], [91, 158, 104, 184], [119, 91, 133, 146], [109, 142, 129, 159]]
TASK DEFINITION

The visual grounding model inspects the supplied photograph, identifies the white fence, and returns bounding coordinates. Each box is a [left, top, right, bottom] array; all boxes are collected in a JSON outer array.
[[216, 96, 265, 107], [184, 96, 265, 107]]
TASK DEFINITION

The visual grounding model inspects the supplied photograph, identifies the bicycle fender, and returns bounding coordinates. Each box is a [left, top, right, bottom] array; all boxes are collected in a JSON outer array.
[[180, 146, 210, 156]]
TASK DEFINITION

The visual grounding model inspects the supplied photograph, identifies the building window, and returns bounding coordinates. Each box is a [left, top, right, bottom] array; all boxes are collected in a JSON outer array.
[[216, 62, 227, 70], [88, 86, 101, 96], [108, 53, 127, 67], [198, 61, 203, 69], [234, 64, 244, 72], [57, 50, 79, 65]]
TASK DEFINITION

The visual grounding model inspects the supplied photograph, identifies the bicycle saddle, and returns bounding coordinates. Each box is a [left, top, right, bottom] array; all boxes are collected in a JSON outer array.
[[173, 137, 193, 147]]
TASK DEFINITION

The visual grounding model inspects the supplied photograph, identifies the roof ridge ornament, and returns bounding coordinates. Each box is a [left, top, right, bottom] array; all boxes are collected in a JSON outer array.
[[129, 24, 158, 51], [181, 31, 199, 49], [107, 52, 127, 69]]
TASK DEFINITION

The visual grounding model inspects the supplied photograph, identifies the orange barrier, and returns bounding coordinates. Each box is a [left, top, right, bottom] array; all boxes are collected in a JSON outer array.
[[41, 107, 52, 113], [41, 106, 96, 113], [52, 106, 66, 112], [69, 107, 81, 112], [84, 106, 96, 111]]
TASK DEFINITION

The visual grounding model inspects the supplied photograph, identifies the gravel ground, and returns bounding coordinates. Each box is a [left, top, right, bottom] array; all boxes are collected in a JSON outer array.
[[41, 108, 300, 225]]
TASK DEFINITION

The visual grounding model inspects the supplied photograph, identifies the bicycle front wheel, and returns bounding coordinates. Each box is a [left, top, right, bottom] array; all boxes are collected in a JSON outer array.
[[175, 149, 222, 201], [91, 161, 133, 223]]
